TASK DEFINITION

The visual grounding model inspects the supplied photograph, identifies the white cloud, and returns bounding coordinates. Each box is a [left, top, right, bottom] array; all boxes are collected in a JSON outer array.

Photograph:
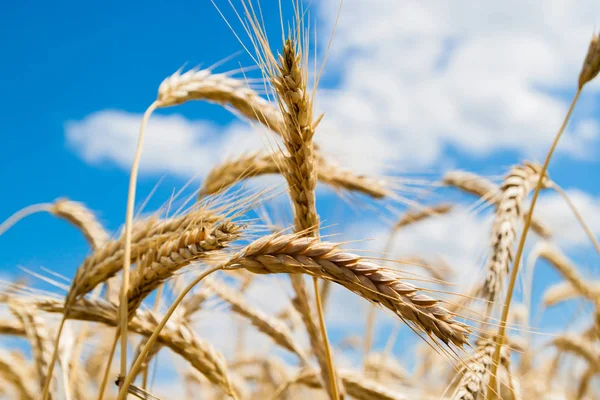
[[314, 0, 600, 174], [65, 110, 268, 178]]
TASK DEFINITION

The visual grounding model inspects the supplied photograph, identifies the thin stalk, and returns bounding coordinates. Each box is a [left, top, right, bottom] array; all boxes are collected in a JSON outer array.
[[142, 284, 164, 390], [119, 101, 158, 383], [486, 89, 581, 399], [0, 203, 52, 236], [117, 265, 223, 400], [97, 332, 119, 400], [313, 277, 339, 399], [41, 316, 66, 400]]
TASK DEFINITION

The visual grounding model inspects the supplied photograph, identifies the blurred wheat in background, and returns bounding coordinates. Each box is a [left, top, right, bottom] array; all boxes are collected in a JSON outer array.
[[1, 1, 600, 399]]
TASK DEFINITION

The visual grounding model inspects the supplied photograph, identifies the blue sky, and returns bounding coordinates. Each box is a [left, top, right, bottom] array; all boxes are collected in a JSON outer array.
[[2, 0, 600, 396]]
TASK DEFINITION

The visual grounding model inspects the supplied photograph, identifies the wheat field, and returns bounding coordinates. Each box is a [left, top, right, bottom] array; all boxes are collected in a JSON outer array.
[[1, 1, 600, 399]]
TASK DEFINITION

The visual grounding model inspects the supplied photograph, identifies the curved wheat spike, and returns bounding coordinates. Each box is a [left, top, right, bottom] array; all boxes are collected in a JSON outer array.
[[481, 162, 551, 304], [224, 232, 470, 347], [199, 151, 390, 199], [157, 68, 284, 134], [442, 170, 551, 238]]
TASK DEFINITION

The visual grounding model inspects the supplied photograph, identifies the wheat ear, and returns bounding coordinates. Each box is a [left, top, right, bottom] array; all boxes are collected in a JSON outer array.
[[224, 233, 470, 346], [451, 338, 510, 400], [157, 67, 284, 134], [199, 151, 390, 199], [481, 162, 550, 304], [126, 220, 242, 316]]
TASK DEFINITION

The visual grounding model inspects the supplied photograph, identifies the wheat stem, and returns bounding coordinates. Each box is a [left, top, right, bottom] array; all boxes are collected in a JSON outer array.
[[487, 89, 581, 399], [119, 100, 159, 384]]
